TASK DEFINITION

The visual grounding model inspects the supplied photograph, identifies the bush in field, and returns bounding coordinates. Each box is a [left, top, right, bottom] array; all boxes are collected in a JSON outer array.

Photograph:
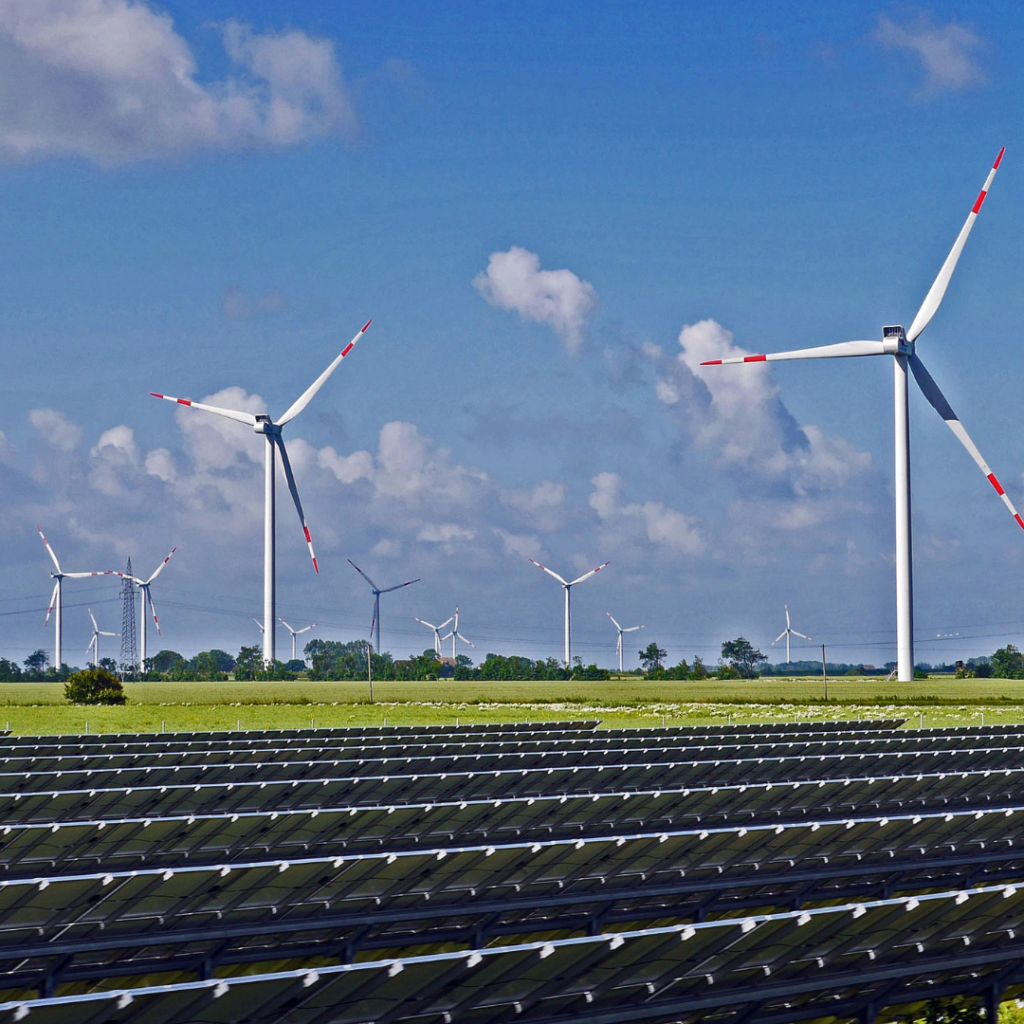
[[64, 667, 126, 705]]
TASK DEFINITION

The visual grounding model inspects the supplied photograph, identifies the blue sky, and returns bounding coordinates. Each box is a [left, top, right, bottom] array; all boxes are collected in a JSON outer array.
[[1, 0, 1023, 670]]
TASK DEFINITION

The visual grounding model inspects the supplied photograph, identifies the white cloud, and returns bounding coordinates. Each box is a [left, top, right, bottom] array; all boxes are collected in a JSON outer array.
[[417, 523, 476, 544], [589, 472, 705, 555], [500, 480, 566, 530], [221, 287, 287, 320], [0, 0, 357, 164], [29, 408, 82, 452], [473, 246, 598, 352], [874, 14, 987, 96]]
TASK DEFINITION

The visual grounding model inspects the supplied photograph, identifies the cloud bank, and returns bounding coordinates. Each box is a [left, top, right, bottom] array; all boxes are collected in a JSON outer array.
[[874, 13, 987, 96]]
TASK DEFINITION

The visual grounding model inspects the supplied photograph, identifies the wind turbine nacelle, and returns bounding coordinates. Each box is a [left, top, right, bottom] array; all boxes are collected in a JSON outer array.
[[882, 325, 911, 354], [253, 415, 280, 436]]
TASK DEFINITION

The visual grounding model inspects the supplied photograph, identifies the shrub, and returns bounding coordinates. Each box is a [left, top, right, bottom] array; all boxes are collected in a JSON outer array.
[[64, 667, 126, 705]]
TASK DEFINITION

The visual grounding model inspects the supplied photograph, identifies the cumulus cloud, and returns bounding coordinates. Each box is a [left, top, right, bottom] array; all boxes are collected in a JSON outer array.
[[473, 246, 598, 352], [649, 319, 872, 496], [29, 408, 82, 452], [874, 13, 987, 96], [0, 0, 357, 164], [221, 287, 287, 320], [589, 472, 705, 555]]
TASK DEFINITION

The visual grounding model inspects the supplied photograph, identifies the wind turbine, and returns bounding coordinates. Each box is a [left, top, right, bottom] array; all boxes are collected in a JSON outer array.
[[701, 148, 1022, 682], [117, 548, 176, 669], [86, 609, 119, 668], [415, 613, 453, 656], [36, 527, 114, 671], [348, 559, 420, 655], [279, 619, 316, 662], [441, 606, 475, 661], [529, 558, 610, 668], [151, 320, 371, 664], [606, 612, 644, 673], [771, 604, 810, 665]]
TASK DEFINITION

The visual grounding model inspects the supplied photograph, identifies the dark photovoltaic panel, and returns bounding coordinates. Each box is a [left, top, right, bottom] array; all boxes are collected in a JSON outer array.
[[0, 720, 1022, 1023]]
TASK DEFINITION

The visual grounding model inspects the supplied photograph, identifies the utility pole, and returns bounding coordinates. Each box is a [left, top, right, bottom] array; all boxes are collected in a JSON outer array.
[[821, 643, 828, 702]]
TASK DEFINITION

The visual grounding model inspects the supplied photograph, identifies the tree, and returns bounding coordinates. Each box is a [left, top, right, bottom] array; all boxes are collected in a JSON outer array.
[[639, 642, 667, 673], [22, 650, 49, 679], [234, 645, 263, 681], [0, 659, 22, 682], [64, 667, 126, 705], [720, 637, 767, 678], [991, 644, 1024, 679]]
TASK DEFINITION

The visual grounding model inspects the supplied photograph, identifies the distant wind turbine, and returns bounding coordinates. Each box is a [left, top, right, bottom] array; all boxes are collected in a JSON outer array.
[[348, 559, 420, 655], [606, 612, 644, 673], [36, 527, 114, 671], [529, 557, 610, 668], [701, 149, 1023, 682], [415, 613, 453, 657], [151, 320, 371, 664], [441, 606, 475, 661], [771, 604, 810, 665], [117, 548, 176, 669], [279, 619, 316, 662], [86, 609, 119, 668]]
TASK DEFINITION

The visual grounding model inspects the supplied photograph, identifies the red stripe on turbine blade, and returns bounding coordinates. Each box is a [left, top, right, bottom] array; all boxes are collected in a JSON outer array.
[[744, 354, 767, 362], [995, 147, 1006, 169], [341, 343, 354, 356], [303, 526, 312, 543], [149, 393, 164, 399], [362, 320, 372, 332], [1016, 514, 1024, 531], [972, 190, 987, 214], [312, 557, 320, 574], [988, 473, 1006, 496], [176, 398, 192, 406], [700, 360, 723, 366]]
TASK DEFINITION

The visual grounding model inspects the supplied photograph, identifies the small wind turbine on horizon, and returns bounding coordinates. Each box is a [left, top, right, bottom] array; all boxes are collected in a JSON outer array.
[[86, 609, 119, 668], [415, 612, 453, 656], [117, 548, 176, 669], [441, 606, 475, 661], [529, 557, 610, 668], [348, 559, 420, 655], [606, 612, 644, 673], [36, 527, 114, 671], [279, 619, 316, 662], [701, 148, 1023, 683], [151, 320, 372, 664], [771, 604, 810, 665]]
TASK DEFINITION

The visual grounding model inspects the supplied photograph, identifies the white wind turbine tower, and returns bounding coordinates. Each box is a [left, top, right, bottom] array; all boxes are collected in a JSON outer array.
[[701, 148, 1023, 683], [606, 612, 644, 673], [36, 527, 114, 671], [771, 604, 810, 665], [86, 609, 119, 668], [348, 559, 420, 655], [415, 613, 453, 657], [441, 606, 475, 661], [118, 548, 176, 669], [529, 557, 610, 668], [279, 619, 316, 662], [152, 320, 372, 664]]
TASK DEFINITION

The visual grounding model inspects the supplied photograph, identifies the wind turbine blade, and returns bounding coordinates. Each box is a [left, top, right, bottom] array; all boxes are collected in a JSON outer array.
[[146, 547, 177, 584], [63, 570, 115, 579], [348, 558, 380, 592], [279, 619, 294, 633], [414, 617, 438, 630], [623, 625, 645, 633], [529, 558, 569, 586], [568, 561, 611, 587], [44, 582, 59, 626], [910, 353, 1024, 531], [700, 340, 888, 366], [88, 608, 98, 632], [36, 527, 61, 573], [791, 630, 811, 641], [276, 321, 372, 426], [99, 630, 118, 637], [907, 147, 1005, 343], [455, 632, 475, 648], [771, 631, 787, 646], [297, 624, 316, 635], [148, 591, 162, 634], [785, 604, 791, 628], [253, 618, 264, 633], [274, 436, 318, 573], [380, 578, 420, 594], [149, 393, 258, 426], [606, 612, 622, 631]]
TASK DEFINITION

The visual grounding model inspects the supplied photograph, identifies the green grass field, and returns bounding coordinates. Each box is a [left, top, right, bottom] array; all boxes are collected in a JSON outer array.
[[1, 677, 1024, 734]]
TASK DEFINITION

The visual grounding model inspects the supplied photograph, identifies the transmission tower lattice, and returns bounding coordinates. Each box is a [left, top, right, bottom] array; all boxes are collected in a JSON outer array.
[[119, 556, 138, 680]]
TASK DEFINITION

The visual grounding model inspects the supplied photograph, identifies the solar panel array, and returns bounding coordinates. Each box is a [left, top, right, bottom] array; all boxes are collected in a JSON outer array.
[[3, 716, 1024, 1022]]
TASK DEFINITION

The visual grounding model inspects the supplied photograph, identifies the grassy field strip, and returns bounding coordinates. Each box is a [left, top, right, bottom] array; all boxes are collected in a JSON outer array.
[[0, 676, 1022, 733]]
